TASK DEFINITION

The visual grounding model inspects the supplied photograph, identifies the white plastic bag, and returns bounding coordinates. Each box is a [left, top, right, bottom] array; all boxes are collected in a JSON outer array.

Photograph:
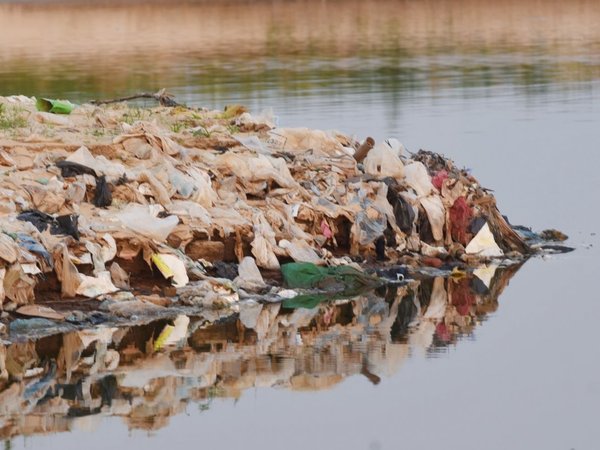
[[465, 223, 504, 257], [279, 239, 323, 265], [404, 162, 434, 197], [363, 142, 404, 179], [420, 195, 445, 241], [116, 204, 178, 242], [76, 271, 119, 298], [234, 257, 266, 291]]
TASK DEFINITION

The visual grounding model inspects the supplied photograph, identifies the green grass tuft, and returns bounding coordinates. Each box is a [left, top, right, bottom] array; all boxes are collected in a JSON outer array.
[[0, 104, 27, 130]]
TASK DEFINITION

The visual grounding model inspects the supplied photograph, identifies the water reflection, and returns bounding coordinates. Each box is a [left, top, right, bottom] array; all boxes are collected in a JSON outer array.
[[0, 0, 599, 103], [0, 264, 520, 439]]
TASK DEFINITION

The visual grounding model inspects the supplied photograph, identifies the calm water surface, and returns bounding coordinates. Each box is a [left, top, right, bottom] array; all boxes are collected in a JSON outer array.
[[1, 1, 599, 449]]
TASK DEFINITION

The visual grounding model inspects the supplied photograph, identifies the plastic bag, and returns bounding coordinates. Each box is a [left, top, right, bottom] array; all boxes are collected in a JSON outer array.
[[420, 195, 445, 242], [137, 170, 172, 206], [109, 262, 130, 290], [186, 167, 217, 208], [265, 128, 346, 155], [67, 146, 128, 181], [116, 204, 178, 242], [281, 262, 382, 291], [465, 223, 503, 257], [217, 153, 297, 189], [279, 239, 323, 265], [404, 162, 434, 197], [168, 168, 196, 199], [152, 253, 189, 287], [66, 146, 99, 173], [234, 257, 266, 291], [0, 234, 18, 264], [169, 200, 212, 223], [251, 213, 281, 270], [449, 197, 472, 245], [76, 271, 118, 298], [236, 108, 277, 129], [432, 170, 449, 190], [352, 207, 387, 246], [363, 142, 404, 179], [235, 135, 270, 154], [35, 98, 75, 114]]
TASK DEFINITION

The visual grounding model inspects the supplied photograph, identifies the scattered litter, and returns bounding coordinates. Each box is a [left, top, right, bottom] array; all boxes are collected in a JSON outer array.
[[152, 254, 189, 287], [363, 140, 404, 179], [234, 257, 266, 292], [116, 205, 179, 242], [109, 262, 130, 290], [76, 271, 119, 298], [539, 229, 568, 241], [465, 223, 503, 258], [94, 175, 112, 208], [17, 210, 79, 239], [35, 98, 75, 114], [281, 262, 382, 291], [16, 305, 65, 321], [353, 137, 374, 163], [0, 95, 568, 328]]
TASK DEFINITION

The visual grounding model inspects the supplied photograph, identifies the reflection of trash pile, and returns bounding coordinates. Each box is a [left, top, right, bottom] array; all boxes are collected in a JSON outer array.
[[0, 264, 518, 439], [0, 95, 567, 326]]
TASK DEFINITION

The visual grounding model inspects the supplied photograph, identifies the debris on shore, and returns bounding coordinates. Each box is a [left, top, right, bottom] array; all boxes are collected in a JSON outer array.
[[0, 94, 569, 333]]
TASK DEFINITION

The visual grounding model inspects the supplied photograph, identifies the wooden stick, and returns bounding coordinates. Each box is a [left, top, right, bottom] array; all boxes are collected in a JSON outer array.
[[90, 89, 183, 107]]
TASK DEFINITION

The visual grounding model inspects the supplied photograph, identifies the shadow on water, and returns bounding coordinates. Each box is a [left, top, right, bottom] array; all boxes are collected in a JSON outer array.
[[0, 264, 520, 439]]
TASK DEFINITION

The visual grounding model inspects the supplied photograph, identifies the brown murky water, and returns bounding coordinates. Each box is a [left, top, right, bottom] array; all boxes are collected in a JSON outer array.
[[1, 0, 599, 449]]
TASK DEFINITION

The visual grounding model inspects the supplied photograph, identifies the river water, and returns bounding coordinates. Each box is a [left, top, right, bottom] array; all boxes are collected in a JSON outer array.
[[1, 1, 599, 449]]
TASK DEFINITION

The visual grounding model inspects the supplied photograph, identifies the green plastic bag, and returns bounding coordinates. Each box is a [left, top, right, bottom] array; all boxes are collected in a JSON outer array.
[[282, 287, 373, 310], [281, 262, 382, 291], [282, 292, 331, 310], [36, 98, 75, 115]]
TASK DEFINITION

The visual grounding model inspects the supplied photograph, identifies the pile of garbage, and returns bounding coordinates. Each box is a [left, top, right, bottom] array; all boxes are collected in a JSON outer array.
[[0, 267, 517, 438], [0, 95, 566, 328]]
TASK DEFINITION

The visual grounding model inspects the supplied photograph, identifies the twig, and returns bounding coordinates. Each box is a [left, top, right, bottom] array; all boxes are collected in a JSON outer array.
[[90, 89, 184, 107]]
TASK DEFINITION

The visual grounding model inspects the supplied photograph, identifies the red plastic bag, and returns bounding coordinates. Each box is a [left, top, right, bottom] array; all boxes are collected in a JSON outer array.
[[432, 169, 448, 191], [449, 197, 472, 245]]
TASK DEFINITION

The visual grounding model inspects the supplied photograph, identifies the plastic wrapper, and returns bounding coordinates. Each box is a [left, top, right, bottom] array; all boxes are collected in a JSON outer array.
[[116, 204, 179, 242], [363, 142, 404, 179]]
